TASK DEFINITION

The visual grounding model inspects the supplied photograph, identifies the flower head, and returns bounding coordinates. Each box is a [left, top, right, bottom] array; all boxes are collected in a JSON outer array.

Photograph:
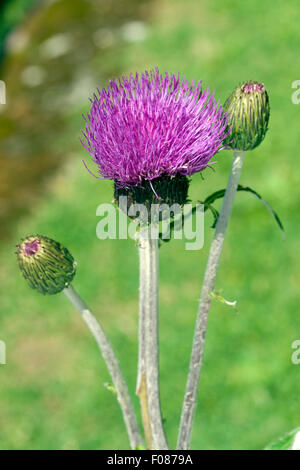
[[223, 81, 270, 151], [81, 69, 229, 188], [16, 235, 76, 295]]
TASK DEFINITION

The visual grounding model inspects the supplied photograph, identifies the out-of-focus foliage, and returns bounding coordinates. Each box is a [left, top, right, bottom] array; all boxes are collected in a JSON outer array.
[[0, 0, 37, 60]]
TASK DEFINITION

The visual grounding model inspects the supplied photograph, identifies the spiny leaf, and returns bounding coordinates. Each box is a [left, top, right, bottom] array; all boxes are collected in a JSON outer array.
[[159, 181, 284, 243], [205, 203, 219, 228], [237, 185, 285, 237], [204, 185, 285, 236], [159, 201, 218, 244]]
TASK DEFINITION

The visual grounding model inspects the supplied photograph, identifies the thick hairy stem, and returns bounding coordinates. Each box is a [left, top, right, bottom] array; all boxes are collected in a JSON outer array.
[[137, 232, 168, 450], [64, 285, 143, 450], [177, 150, 245, 450], [136, 235, 152, 448]]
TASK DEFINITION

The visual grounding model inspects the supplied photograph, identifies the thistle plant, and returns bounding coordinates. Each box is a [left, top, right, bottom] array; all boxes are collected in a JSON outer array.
[[81, 69, 228, 449], [16, 73, 283, 451]]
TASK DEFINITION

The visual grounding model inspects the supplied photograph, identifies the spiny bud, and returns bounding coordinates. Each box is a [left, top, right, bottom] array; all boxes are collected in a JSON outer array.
[[16, 235, 76, 295], [223, 81, 270, 151]]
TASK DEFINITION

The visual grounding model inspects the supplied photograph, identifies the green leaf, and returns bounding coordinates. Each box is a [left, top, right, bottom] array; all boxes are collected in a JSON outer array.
[[265, 427, 300, 450], [204, 185, 285, 236], [159, 183, 284, 244], [158, 201, 219, 244], [205, 203, 219, 228], [237, 185, 285, 236]]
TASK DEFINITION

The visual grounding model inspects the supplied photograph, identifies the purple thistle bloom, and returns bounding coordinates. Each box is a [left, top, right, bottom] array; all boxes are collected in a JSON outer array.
[[81, 69, 229, 187]]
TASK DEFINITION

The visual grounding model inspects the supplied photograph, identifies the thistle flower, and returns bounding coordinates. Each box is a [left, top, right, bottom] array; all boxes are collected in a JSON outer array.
[[81, 69, 228, 203], [223, 81, 270, 151], [16, 235, 76, 295]]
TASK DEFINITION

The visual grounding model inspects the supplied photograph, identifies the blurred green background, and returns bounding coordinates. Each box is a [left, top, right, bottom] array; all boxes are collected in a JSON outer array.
[[0, 0, 299, 450]]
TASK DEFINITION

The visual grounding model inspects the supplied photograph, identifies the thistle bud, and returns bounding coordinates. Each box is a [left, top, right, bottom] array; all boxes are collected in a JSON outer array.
[[16, 235, 76, 295], [223, 81, 270, 151]]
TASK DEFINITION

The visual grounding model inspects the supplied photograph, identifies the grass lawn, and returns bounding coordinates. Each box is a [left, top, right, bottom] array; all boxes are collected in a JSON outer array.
[[0, 0, 299, 449]]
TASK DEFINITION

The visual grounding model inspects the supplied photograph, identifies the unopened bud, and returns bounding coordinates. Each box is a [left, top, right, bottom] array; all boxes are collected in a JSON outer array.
[[223, 81, 270, 151], [16, 235, 76, 295]]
